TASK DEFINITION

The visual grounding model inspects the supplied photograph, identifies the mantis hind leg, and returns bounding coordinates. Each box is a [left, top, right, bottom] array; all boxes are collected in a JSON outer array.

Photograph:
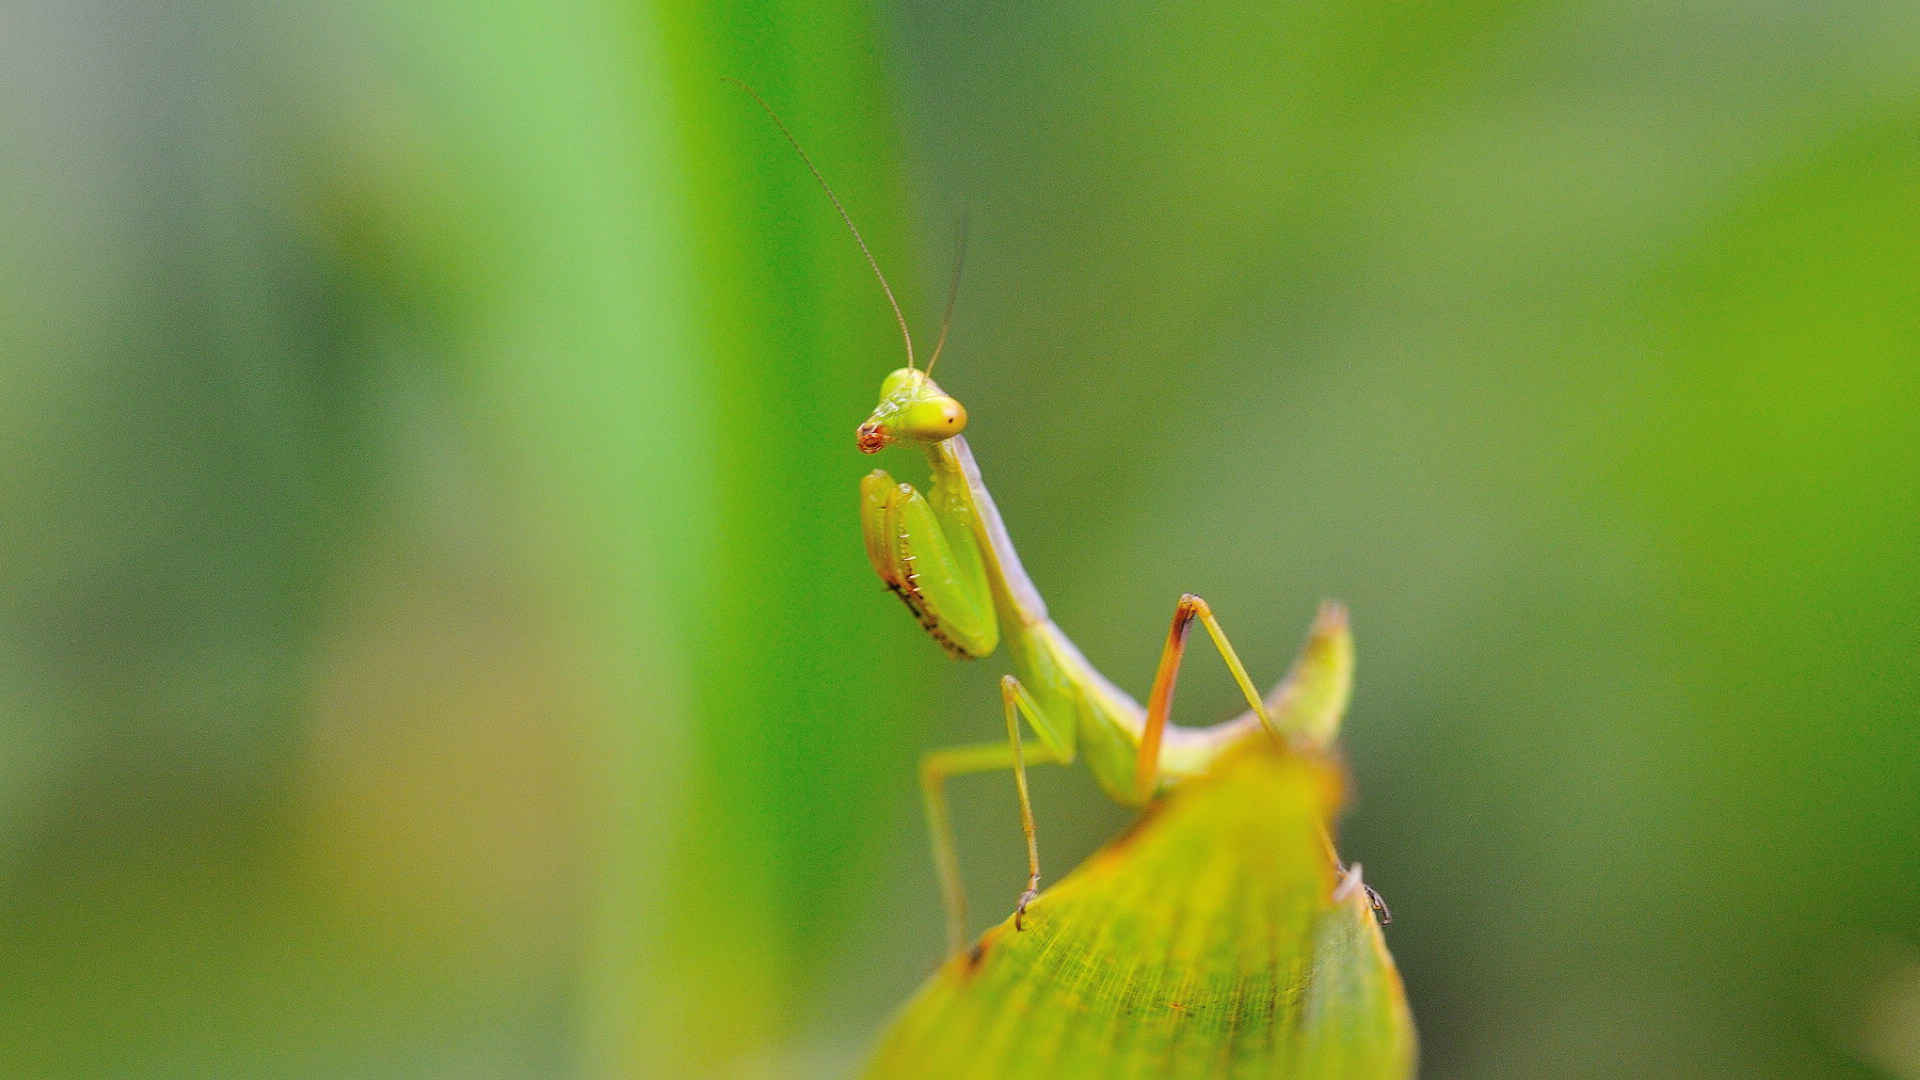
[[1134, 597, 1381, 920], [917, 674, 1063, 956], [1132, 593, 1278, 802], [1333, 860, 1393, 925]]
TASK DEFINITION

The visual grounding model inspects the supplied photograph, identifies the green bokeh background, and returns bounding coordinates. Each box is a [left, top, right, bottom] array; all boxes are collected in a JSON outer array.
[[4, 1, 1916, 1077]]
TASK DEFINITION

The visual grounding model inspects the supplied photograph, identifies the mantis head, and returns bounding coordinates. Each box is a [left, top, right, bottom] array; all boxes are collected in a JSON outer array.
[[721, 83, 971, 456], [858, 367, 968, 454]]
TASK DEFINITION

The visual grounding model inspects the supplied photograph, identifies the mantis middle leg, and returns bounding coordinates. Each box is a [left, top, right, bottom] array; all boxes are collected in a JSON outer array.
[[919, 674, 1063, 956]]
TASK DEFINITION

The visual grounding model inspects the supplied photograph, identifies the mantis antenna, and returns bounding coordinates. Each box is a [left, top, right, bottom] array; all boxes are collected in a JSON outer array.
[[923, 211, 968, 379], [726, 78, 917, 372]]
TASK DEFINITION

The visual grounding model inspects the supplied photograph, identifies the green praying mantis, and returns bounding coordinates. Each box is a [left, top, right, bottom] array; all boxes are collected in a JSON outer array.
[[735, 82, 1388, 956]]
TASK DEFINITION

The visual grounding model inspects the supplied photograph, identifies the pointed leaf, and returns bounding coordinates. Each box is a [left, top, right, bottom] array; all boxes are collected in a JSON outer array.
[[866, 745, 1415, 1078]]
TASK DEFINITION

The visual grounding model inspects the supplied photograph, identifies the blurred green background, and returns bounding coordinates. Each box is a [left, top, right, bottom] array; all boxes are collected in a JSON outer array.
[[4, 0, 1916, 1076]]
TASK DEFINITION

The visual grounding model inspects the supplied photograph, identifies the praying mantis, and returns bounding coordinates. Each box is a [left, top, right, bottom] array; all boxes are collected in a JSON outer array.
[[735, 82, 1388, 956]]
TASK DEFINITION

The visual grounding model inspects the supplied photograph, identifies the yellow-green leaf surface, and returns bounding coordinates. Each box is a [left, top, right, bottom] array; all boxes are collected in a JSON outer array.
[[866, 747, 1414, 1079]]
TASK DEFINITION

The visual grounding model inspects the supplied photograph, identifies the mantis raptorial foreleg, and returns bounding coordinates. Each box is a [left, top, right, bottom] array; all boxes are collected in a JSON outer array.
[[918, 674, 1063, 955]]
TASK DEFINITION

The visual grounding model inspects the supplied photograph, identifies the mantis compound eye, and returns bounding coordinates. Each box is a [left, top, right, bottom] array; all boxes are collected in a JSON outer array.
[[898, 396, 968, 441], [877, 367, 922, 400]]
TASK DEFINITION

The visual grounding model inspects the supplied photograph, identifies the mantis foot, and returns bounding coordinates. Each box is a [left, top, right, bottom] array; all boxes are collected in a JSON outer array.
[[1013, 885, 1039, 930], [1332, 861, 1393, 925]]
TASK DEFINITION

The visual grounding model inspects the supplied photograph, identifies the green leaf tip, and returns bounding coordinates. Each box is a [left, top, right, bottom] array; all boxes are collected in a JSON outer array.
[[865, 743, 1415, 1079]]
